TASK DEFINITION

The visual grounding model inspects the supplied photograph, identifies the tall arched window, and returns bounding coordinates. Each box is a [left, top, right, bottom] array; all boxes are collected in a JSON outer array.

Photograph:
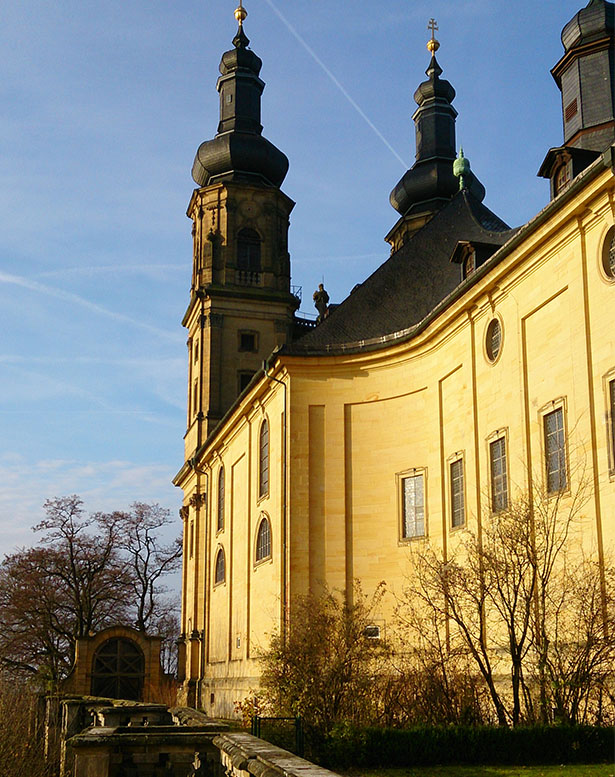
[[237, 228, 261, 272], [217, 466, 225, 532], [255, 515, 272, 562], [259, 419, 269, 498], [214, 548, 226, 585]]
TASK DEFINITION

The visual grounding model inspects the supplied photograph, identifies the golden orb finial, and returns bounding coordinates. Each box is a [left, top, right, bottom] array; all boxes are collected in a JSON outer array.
[[235, 0, 247, 26], [427, 18, 440, 54]]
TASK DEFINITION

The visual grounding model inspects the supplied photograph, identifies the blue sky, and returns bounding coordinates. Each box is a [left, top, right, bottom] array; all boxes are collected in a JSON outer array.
[[0, 0, 585, 555]]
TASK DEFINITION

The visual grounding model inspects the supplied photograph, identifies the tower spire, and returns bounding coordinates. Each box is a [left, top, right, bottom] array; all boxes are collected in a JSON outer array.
[[427, 18, 440, 55], [233, 1, 249, 48], [191, 2, 289, 188], [386, 21, 486, 249]]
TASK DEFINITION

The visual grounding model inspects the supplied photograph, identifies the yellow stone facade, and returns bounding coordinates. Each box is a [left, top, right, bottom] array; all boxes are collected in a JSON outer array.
[[175, 152, 615, 716]]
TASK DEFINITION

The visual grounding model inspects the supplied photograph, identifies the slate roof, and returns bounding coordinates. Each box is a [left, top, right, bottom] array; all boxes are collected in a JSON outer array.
[[289, 190, 516, 352]]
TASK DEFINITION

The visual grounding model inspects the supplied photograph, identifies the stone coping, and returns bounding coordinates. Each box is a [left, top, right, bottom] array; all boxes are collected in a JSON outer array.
[[214, 732, 342, 777], [69, 725, 227, 748]]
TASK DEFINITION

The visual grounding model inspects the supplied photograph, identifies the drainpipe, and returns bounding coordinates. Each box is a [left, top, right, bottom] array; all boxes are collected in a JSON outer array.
[[263, 359, 288, 644], [188, 460, 209, 707]]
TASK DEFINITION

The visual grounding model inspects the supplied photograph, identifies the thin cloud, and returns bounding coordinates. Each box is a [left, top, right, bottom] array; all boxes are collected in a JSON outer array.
[[36, 263, 186, 280], [0, 270, 183, 343], [262, 0, 408, 169]]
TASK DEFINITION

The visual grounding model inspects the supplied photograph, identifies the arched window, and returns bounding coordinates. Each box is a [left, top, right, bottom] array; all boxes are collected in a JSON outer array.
[[214, 548, 226, 585], [259, 419, 269, 498], [237, 228, 261, 272], [255, 516, 272, 562], [91, 638, 145, 700], [217, 466, 225, 532]]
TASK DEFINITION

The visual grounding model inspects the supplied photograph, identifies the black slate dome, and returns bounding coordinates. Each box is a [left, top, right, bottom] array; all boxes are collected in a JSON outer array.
[[191, 25, 289, 189], [562, 0, 614, 51]]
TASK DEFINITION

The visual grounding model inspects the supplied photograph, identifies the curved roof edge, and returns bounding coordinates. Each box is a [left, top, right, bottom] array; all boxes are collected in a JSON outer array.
[[281, 145, 613, 358]]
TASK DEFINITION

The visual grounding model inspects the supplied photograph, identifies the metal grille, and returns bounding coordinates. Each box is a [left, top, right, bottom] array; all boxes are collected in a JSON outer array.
[[450, 459, 465, 527], [402, 473, 425, 538], [609, 233, 615, 278], [490, 437, 508, 512], [91, 639, 144, 701], [544, 408, 567, 492], [259, 420, 269, 498], [217, 467, 225, 531], [256, 517, 271, 561], [487, 319, 501, 361], [215, 548, 226, 584]]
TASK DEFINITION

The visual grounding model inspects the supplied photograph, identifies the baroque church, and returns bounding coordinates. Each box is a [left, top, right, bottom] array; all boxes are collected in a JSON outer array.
[[174, 0, 615, 715]]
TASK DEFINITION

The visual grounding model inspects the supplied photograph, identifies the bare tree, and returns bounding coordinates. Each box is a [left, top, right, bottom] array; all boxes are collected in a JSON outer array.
[[399, 482, 611, 726], [111, 502, 182, 633], [540, 557, 614, 724], [0, 496, 181, 689], [257, 582, 390, 738]]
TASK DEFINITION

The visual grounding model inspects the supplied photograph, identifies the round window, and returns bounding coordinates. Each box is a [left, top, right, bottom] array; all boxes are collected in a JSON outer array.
[[602, 228, 615, 280], [486, 318, 502, 363]]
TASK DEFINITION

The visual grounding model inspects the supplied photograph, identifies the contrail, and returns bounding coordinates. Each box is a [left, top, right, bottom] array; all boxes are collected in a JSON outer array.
[[0, 271, 183, 343], [261, 0, 408, 169]]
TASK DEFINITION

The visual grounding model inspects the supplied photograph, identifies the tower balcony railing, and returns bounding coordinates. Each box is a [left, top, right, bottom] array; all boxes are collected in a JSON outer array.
[[291, 285, 302, 303], [235, 269, 262, 287]]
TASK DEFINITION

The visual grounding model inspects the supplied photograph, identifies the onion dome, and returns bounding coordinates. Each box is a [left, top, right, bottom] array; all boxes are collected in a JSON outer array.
[[390, 53, 460, 216], [191, 8, 289, 189], [562, 0, 614, 52]]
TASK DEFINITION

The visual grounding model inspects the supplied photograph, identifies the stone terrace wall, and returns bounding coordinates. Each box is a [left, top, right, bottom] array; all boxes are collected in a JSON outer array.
[[215, 733, 341, 777]]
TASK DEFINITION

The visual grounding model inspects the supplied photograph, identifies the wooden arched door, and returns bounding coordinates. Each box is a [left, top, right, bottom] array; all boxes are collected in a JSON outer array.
[[91, 638, 145, 700]]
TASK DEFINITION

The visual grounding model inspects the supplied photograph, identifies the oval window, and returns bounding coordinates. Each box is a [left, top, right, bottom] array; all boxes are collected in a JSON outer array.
[[486, 318, 502, 363], [602, 227, 615, 280]]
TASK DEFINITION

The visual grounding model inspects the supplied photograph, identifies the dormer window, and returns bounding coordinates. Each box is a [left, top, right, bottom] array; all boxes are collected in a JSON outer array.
[[462, 249, 476, 279], [554, 161, 571, 196]]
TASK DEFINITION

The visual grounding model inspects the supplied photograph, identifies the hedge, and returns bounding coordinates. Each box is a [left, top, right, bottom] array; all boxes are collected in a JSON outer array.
[[318, 724, 614, 769]]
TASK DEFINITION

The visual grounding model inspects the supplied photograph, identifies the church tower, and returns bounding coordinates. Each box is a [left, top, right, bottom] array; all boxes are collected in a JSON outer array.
[[183, 4, 298, 453], [539, 0, 614, 198], [386, 21, 485, 251]]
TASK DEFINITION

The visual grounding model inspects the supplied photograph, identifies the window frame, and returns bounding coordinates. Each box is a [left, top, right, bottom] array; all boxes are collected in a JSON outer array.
[[610, 378, 615, 477], [238, 330, 259, 353], [213, 547, 226, 586], [603, 369, 615, 478], [484, 316, 503, 364], [217, 466, 225, 533], [487, 430, 509, 513], [258, 418, 270, 500], [236, 228, 262, 272], [396, 468, 427, 541], [238, 371, 256, 394], [541, 401, 568, 495], [600, 225, 615, 282], [255, 513, 272, 565], [448, 454, 466, 529]]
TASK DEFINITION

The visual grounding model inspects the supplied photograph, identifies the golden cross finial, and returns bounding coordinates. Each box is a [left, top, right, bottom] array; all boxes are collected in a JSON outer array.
[[235, 0, 247, 26], [427, 18, 440, 55]]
